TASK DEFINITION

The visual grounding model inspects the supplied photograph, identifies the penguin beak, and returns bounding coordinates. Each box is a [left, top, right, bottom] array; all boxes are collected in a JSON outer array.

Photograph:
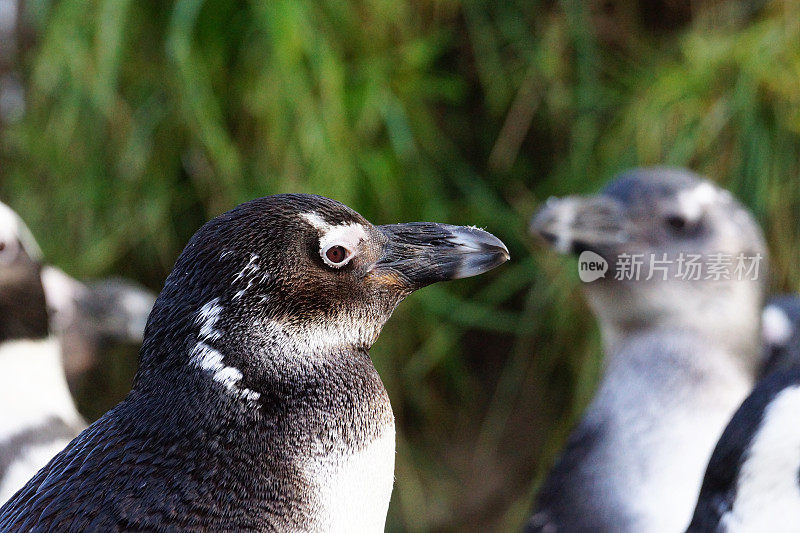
[[372, 223, 510, 288], [529, 195, 630, 255]]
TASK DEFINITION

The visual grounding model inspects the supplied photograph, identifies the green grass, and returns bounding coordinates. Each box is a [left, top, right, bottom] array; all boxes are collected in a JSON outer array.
[[2, 1, 800, 530]]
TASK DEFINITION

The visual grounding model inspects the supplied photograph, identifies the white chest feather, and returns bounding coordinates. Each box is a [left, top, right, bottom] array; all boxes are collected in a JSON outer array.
[[623, 400, 747, 533], [302, 426, 395, 533], [594, 337, 753, 533], [0, 338, 83, 502], [721, 385, 800, 533], [0, 338, 82, 440]]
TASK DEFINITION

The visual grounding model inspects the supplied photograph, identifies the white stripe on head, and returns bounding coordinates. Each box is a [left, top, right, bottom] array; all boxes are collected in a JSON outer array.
[[762, 305, 794, 347], [301, 211, 368, 267], [232, 253, 270, 300], [547, 197, 577, 254], [676, 182, 718, 223], [197, 298, 223, 341], [0, 200, 42, 262]]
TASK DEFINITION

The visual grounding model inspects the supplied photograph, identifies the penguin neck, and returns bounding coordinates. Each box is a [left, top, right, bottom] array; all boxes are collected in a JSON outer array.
[[247, 315, 382, 363], [134, 290, 396, 461], [128, 323, 395, 532], [218, 318, 394, 429], [137, 311, 394, 455], [0, 266, 49, 344], [0, 337, 83, 441], [598, 315, 761, 377], [586, 279, 763, 377]]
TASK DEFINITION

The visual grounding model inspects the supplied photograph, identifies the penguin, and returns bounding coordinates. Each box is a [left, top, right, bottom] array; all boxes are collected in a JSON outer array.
[[0, 199, 155, 502], [0, 201, 85, 503], [759, 294, 800, 379], [40, 265, 156, 393], [0, 199, 155, 395], [527, 168, 766, 532], [685, 365, 800, 533], [0, 194, 509, 531]]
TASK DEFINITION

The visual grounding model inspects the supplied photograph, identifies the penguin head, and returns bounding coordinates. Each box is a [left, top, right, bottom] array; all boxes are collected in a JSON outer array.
[[0, 201, 48, 342], [138, 194, 509, 397], [530, 168, 766, 354], [760, 295, 800, 378]]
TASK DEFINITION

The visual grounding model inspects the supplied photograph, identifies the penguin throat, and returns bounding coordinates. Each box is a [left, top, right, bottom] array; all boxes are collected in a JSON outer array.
[[251, 316, 383, 360], [184, 298, 384, 404]]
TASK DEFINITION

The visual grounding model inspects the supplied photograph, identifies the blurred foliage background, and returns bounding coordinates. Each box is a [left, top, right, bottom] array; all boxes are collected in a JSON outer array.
[[1, 0, 800, 530]]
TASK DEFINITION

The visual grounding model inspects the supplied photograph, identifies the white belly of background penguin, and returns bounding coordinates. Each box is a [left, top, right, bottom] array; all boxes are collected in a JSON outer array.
[[682, 293, 800, 533], [722, 385, 800, 532], [0, 338, 83, 503], [0, 194, 509, 531]]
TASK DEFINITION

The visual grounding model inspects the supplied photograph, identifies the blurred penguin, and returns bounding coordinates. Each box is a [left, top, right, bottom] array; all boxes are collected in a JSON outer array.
[[0, 200, 154, 501], [527, 168, 767, 532], [0, 202, 83, 502], [759, 294, 800, 379], [41, 266, 154, 394], [686, 364, 800, 532], [680, 295, 800, 532]]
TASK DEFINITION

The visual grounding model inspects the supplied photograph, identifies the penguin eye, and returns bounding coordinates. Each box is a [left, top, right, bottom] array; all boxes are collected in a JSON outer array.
[[326, 246, 346, 263], [664, 213, 700, 235], [0, 239, 18, 265], [665, 215, 688, 231], [321, 244, 354, 269]]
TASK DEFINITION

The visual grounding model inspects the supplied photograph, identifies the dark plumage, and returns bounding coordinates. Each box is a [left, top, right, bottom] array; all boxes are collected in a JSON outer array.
[[0, 194, 509, 531], [526, 417, 632, 532]]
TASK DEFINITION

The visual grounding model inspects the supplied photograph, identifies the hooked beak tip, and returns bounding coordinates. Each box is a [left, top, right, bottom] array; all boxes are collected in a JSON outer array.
[[446, 226, 510, 279]]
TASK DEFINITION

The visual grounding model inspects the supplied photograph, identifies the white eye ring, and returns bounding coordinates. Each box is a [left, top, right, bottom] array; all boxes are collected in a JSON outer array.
[[321, 243, 355, 268]]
